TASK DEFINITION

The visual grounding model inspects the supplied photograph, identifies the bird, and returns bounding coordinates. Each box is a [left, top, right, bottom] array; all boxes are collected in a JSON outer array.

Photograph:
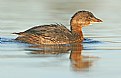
[[13, 10, 102, 45]]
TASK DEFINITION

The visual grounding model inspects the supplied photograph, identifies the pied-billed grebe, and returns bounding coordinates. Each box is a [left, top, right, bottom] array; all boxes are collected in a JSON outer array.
[[13, 11, 102, 45]]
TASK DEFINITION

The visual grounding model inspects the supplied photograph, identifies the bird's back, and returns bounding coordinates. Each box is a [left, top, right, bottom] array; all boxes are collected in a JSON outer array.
[[15, 24, 74, 44]]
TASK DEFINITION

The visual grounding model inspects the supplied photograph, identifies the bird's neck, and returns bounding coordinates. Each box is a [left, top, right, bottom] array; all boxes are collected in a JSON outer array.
[[70, 18, 84, 41]]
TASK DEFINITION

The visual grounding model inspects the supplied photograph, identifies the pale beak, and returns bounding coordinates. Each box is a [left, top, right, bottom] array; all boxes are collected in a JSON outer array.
[[91, 17, 103, 23]]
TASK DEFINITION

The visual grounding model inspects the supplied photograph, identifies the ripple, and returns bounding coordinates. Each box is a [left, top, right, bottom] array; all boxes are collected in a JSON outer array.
[[0, 37, 32, 47], [0, 37, 17, 44], [0, 37, 102, 45], [83, 38, 102, 44]]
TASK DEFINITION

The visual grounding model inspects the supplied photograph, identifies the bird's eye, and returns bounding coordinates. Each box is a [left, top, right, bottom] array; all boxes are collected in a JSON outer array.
[[89, 17, 91, 19]]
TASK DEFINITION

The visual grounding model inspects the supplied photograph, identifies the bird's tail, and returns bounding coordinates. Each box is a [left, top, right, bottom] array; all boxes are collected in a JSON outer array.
[[12, 32, 23, 35]]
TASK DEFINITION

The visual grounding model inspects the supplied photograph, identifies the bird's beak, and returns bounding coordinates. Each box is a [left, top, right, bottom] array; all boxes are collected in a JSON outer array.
[[91, 17, 103, 23]]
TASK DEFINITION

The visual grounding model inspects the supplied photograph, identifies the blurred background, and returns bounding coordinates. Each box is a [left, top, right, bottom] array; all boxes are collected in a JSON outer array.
[[0, 0, 120, 37]]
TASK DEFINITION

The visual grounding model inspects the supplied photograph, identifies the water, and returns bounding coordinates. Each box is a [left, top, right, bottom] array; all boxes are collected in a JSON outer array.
[[0, 0, 121, 78]]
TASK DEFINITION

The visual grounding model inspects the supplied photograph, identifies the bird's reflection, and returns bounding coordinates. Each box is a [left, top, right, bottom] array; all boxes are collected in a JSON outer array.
[[28, 44, 71, 55], [27, 43, 97, 71], [70, 44, 93, 71]]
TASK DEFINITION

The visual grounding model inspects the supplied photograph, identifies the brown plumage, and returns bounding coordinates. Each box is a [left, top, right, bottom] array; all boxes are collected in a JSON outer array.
[[13, 11, 102, 45]]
